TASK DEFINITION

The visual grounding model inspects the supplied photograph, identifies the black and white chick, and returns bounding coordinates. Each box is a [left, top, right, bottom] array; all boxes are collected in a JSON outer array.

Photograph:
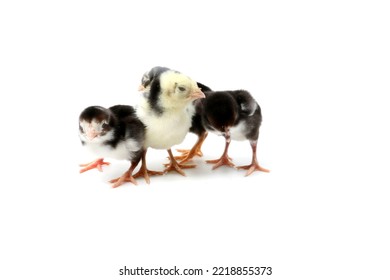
[[79, 105, 146, 187], [202, 90, 270, 176], [138, 66, 213, 164], [136, 69, 205, 177]]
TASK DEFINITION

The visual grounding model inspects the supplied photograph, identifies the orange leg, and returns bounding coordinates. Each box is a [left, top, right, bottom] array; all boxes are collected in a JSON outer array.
[[79, 158, 110, 173], [109, 161, 139, 188], [133, 149, 164, 184], [164, 149, 196, 176], [237, 140, 270, 176], [175, 132, 208, 163], [206, 134, 235, 170]]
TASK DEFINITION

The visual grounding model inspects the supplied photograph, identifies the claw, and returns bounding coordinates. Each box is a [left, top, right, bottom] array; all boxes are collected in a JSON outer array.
[[132, 149, 164, 184], [79, 158, 110, 173], [175, 132, 208, 164], [164, 149, 196, 176], [109, 171, 138, 188], [206, 156, 235, 170], [206, 133, 234, 170], [108, 158, 145, 188], [236, 140, 270, 176], [237, 163, 270, 176]]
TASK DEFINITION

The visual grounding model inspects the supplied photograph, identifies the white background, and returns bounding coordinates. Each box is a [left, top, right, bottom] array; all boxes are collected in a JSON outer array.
[[1, 0, 389, 279]]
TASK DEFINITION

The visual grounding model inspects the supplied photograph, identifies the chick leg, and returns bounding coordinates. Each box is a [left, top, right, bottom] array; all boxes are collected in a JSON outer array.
[[133, 149, 164, 184], [109, 160, 139, 188], [79, 158, 110, 173], [164, 149, 196, 176], [206, 133, 235, 169], [175, 132, 208, 163], [237, 140, 270, 176]]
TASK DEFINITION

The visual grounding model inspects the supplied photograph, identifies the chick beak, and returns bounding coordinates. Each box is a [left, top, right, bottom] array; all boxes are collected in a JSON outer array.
[[189, 88, 205, 100], [86, 129, 99, 141], [224, 127, 230, 137], [138, 84, 145, 91], [221, 127, 231, 142]]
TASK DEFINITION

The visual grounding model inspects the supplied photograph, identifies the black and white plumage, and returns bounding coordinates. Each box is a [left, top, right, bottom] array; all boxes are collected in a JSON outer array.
[[79, 105, 146, 187], [202, 90, 269, 176], [136, 69, 205, 176], [138, 66, 171, 91]]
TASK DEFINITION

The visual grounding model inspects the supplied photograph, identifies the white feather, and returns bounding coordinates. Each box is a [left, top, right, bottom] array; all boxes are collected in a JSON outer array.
[[229, 121, 248, 141], [80, 130, 141, 160], [240, 101, 257, 116]]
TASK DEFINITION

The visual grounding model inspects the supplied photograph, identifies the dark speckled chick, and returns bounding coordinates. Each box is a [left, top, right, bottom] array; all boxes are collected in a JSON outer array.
[[202, 90, 270, 176]]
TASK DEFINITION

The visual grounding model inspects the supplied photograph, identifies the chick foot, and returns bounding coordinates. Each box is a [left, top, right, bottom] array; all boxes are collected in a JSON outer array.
[[175, 132, 208, 164], [206, 133, 235, 170], [164, 149, 196, 176], [206, 155, 235, 170], [237, 162, 270, 176], [237, 140, 270, 176], [79, 158, 110, 173], [133, 150, 164, 184], [109, 169, 137, 188], [133, 168, 164, 184], [175, 148, 203, 162]]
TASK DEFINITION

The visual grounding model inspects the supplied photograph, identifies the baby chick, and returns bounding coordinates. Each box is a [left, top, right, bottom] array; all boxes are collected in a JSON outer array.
[[79, 105, 146, 187], [202, 90, 269, 176], [138, 66, 213, 164], [136, 70, 205, 177]]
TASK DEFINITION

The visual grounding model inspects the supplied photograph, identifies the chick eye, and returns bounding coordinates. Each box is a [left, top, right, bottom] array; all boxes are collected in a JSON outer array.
[[102, 122, 109, 130], [178, 86, 186, 92]]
